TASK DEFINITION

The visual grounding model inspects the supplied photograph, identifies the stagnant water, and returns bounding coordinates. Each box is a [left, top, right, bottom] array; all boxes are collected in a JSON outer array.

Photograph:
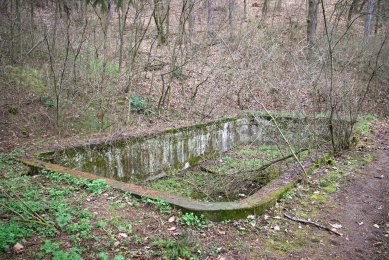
[[39, 115, 329, 188]]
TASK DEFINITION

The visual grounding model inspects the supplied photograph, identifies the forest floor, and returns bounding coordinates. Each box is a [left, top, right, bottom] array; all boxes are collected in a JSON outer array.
[[0, 118, 388, 259]]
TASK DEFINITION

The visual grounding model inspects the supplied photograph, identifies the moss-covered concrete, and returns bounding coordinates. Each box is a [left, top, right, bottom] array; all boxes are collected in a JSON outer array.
[[35, 114, 329, 184]]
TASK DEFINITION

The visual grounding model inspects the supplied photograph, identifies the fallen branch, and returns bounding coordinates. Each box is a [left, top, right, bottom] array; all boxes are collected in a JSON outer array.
[[284, 213, 342, 236], [234, 149, 308, 175]]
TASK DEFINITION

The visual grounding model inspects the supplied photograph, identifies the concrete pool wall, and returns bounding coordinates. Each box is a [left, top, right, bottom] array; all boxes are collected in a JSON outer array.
[[21, 114, 329, 220], [38, 115, 326, 183]]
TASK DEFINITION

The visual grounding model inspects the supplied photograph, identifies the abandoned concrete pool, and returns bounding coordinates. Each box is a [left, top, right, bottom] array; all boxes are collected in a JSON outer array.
[[20, 114, 329, 221]]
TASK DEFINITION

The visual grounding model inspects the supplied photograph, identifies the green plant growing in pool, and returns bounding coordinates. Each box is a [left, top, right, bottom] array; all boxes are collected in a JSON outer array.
[[258, 145, 281, 158]]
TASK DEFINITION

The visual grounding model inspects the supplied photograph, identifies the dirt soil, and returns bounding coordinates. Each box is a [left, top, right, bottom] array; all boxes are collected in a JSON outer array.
[[315, 122, 389, 259]]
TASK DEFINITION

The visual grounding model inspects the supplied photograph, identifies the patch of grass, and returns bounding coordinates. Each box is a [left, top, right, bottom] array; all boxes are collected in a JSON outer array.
[[88, 59, 120, 76], [42, 169, 110, 196], [133, 234, 143, 245], [265, 237, 297, 257], [108, 201, 126, 211], [116, 223, 132, 234], [323, 183, 338, 193], [140, 198, 172, 214], [95, 219, 108, 229], [153, 237, 199, 259], [240, 148, 255, 157], [318, 178, 331, 187], [151, 177, 189, 197], [363, 154, 374, 163], [354, 115, 377, 137], [75, 112, 109, 132], [328, 171, 342, 181], [7, 65, 46, 95], [258, 145, 281, 158], [309, 193, 328, 203]]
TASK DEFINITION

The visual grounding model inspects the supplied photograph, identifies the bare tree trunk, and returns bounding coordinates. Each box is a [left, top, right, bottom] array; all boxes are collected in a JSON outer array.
[[364, 0, 375, 40], [374, 0, 380, 35], [276, 0, 282, 11], [44, 16, 71, 132], [72, 16, 88, 84], [358, 0, 368, 12], [228, 0, 234, 39], [307, 0, 319, 47], [153, 0, 170, 45], [262, 0, 269, 16], [188, 0, 195, 40], [207, 0, 212, 37], [118, 2, 130, 71], [347, 0, 359, 26], [243, 0, 247, 20], [16, 0, 22, 61], [9, 0, 15, 61], [30, 0, 35, 49]]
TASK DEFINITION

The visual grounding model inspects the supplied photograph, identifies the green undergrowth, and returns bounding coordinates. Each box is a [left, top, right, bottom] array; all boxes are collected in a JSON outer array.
[[0, 155, 113, 257], [354, 114, 377, 137], [1, 152, 212, 258], [5, 65, 46, 95], [148, 144, 311, 202], [0, 154, 135, 258]]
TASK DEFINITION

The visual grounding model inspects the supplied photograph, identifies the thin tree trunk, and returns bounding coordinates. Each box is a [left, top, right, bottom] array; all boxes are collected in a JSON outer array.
[[276, 0, 282, 11], [228, 0, 234, 39], [207, 0, 212, 36], [347, 0, 358, 26], [153, 0, 170, 45], [243, 0, 247, 20], [364, 0, 375, 40], [30, 0, 35, 49], [118, 2, 130, 71], [374, 0, 380, 35], [262, 0, 269, 16], [307, 0, 319, 47], [16, 0, 22, 61], [188, 0, 195, 40]]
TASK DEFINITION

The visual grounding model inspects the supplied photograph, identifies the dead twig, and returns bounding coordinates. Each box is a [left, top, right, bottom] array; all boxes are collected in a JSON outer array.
[[284, 213, 342, 236], [234, 149, 308, 176]]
